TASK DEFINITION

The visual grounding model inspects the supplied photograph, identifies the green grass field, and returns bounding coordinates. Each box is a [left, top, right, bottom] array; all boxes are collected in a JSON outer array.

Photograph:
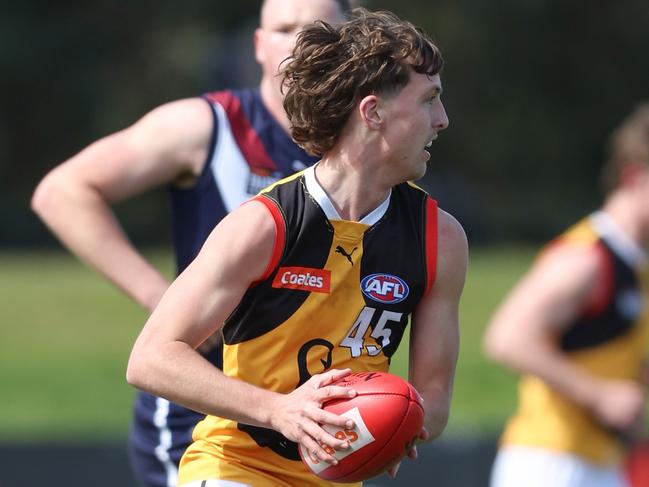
[[0, 246, 536, 442]]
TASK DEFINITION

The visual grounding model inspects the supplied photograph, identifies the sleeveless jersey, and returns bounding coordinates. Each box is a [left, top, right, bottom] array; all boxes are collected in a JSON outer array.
[[169, 88, 318, 272], [500, 212, 649, 465], [178, 166, 439, 486], [130, 88, 318, 487]]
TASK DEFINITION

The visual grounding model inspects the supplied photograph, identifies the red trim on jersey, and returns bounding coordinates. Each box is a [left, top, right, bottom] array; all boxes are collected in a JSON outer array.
[[581, 241, 615, 318], [424, 197, 438, 295], [248, 195, 286, 283], [625, 439, 649, 487], [205, 91, 277, 173]]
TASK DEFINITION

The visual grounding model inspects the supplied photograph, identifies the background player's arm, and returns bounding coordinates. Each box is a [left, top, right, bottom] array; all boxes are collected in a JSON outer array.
[[409, 210, 467, 441], [483, 243, 645, 430], [127, 200, 356, 463], [31, 98, 213, 311]]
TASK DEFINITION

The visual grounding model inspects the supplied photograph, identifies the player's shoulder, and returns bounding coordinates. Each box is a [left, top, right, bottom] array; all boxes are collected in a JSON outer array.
[[436, 208, 468, 276], [402, 180, 434, 202], [202, 88, 258, 113], [259, 168, 308, 197], [211, 197, 279, 255], [437, 208, 466, 242], [136, 96, 214, 135], [533, 231, 605, 286], [399, 182, 468, 268], [231, 195, 279, 225], [196, 197, 279, 284], [540, 218, 603, 267]]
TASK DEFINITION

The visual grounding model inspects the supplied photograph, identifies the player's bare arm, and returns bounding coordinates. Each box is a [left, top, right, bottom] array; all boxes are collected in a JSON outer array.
[[31, 98, 213, 311], [409, 208, 467, 441], [483, 242, 645, 430], [384, 209, 466, 480], [127, 199, 355, 463]]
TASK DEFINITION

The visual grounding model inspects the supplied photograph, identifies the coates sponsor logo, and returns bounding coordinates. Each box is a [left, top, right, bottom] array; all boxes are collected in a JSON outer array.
[[272, 267, 331, 293], [361, 273, 409, 304]]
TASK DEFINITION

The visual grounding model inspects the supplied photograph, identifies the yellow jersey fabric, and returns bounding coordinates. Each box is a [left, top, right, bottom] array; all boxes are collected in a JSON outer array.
[[179, 167, 438, 486]]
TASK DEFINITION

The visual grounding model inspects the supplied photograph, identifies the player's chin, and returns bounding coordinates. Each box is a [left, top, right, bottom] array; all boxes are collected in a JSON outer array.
[[407, 161, 429, 181]]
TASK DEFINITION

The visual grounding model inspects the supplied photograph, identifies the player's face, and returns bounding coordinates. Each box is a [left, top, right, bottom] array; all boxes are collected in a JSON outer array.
[[633, 164, 649, 235], [255, 0, 346, 88], [379, 71, 449, 181]]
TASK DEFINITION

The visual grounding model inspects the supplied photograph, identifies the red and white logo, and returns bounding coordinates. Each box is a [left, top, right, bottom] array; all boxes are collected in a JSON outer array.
[[299, 407, 375, 474], [361, 273, 409, 304], [272, 267, 331, 293]]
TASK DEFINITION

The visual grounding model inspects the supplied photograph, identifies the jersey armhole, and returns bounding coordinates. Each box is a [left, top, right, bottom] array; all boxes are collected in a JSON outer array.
[[196, 94, 220, 181], [247, 195, 286, 284], [424, 197, 438, 295], [581, 242, 615, 317]]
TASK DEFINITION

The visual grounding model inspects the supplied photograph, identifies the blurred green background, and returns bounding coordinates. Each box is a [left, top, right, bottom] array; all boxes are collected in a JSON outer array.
[[4, 0, 649, 247], [0, 247, 531, 442], [1, 0, 648, 485]]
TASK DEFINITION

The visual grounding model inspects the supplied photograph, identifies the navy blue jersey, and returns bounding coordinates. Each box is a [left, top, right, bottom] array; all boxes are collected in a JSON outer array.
[[169, 88, 318, 273], [130, 88, 318, 487]]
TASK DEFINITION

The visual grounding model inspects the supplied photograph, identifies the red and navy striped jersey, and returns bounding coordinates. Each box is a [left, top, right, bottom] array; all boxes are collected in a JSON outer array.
[[169, 89, 318, 274]]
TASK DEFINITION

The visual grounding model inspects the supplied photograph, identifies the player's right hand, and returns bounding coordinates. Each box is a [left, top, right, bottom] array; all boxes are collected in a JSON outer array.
[[591, 378, 646, 431], [268, 368, 357, 464]]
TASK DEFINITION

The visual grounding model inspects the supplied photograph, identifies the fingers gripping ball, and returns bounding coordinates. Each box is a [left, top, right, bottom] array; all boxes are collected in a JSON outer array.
[[299, 371, 424, 482]]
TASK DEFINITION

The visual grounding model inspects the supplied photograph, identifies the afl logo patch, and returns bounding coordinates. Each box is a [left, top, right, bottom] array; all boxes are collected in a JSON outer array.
[[361, 274, 409, 304]]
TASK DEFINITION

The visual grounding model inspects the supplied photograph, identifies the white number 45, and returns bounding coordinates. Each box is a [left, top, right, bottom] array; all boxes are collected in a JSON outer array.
[[340, 306, 402, 357]]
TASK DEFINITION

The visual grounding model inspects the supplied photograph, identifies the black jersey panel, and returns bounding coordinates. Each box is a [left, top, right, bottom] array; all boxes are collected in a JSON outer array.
[[358, 183, 429, 358], [222, 176, 334, 345], [561, 241, 640, 351]]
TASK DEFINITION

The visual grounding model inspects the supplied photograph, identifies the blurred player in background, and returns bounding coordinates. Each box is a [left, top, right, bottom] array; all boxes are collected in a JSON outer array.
[[483, 103, 649, 487], [31, 1, 351, 486], [127, 8, 466, 486]]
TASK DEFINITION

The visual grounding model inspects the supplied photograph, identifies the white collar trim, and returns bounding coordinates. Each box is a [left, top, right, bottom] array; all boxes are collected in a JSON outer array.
[[304, 165, 391, 225], [591, 211, 647, 268]]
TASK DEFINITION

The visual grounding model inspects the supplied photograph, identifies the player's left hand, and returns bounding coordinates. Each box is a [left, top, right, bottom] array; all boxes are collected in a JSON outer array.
[[386, 426, 430, 478]]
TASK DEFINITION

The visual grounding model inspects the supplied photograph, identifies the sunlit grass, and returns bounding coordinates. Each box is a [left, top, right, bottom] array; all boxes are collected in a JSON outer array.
[[0, 246, 536, 441]]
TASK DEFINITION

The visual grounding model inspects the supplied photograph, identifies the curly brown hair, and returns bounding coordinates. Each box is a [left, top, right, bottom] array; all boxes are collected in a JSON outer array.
[[282, 8, 443, 156], [601, 102, 649, 192]]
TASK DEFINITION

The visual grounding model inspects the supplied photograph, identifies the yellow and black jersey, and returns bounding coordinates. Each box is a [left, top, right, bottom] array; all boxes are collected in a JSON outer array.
[[179, 166, 438, 486], [501, 211, 649, 465]]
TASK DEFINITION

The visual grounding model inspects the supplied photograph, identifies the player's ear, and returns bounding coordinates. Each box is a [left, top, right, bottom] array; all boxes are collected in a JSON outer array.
[[619, 162, 649, 188], [253, 28, 264, 64], [359, 95, 382, 130]]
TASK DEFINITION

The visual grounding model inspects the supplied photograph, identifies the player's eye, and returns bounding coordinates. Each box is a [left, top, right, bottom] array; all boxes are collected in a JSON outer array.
[[275, 24, 297, 34]]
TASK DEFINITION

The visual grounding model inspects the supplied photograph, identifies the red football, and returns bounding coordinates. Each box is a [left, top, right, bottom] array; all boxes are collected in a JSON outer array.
[[299, 371, 424, 483]]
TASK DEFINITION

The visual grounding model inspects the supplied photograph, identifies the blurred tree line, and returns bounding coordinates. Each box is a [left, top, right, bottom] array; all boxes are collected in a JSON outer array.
[[1, 0, 647, 247]]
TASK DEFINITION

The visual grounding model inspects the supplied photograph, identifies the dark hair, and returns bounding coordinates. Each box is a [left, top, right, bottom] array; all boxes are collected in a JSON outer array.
[[601, 103, 649, 192], [282, 8, 443, 156]]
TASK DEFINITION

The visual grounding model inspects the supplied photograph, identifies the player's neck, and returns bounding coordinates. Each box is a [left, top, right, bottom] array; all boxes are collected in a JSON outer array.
[[601, 194, 649, 250], [315, 155, 391, 222]]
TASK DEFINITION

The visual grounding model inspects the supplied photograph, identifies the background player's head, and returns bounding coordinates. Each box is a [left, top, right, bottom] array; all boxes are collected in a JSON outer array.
[[600, 102, 649, 239], [255, 0, 350, 109], [282, 8, 445, 160], [601, 102, 649, 192]]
